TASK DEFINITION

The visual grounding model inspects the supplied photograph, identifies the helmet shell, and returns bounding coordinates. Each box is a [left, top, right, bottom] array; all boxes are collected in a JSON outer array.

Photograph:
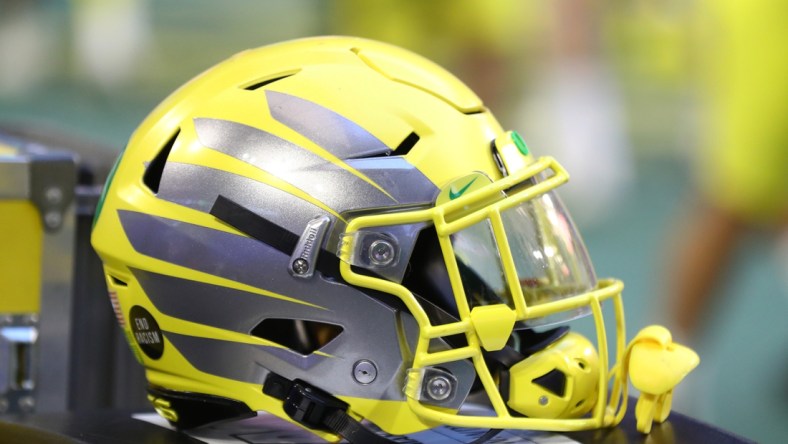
[[92, 36, 506, 436]]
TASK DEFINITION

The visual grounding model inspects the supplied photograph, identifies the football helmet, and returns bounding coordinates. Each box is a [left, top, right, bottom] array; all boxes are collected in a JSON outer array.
[[91, 36, 698, 441]]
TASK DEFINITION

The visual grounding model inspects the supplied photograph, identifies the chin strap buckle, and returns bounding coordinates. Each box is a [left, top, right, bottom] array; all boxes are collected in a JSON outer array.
[[284, 379, 349, 429], [263, 373, 395, 444], [263, 373, 346, 429]]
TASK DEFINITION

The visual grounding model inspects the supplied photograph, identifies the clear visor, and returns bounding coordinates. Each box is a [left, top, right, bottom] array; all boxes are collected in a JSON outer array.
[[451, 189, 597, 327]]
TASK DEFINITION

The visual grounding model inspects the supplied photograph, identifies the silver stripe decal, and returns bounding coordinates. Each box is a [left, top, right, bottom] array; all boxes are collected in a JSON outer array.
[[166, 332, 328, 379], [265, 90, 439, 204], [119, 210, 290, 291], [266, 90, 391, 159], [194, 118, 396, 211], [119, 211, 396, 309], [130, 268, 328, 333], [344, 156, 438, 204], [157, 162, 327, 235]]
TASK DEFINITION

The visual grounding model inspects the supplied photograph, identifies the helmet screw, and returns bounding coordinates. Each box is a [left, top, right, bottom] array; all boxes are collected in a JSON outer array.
[[426, 375, 452, 401], [369, 239, 394, 266], [539, 395, 549, 406], [44, 187, 63, 205], [44, 211, 62, 229], [45, 187, 63, 205], [292, 258, 309, 275], [352, 360, 377, 384]]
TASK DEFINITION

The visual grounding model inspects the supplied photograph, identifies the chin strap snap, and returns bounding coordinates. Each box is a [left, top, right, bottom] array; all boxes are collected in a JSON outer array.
[[625, 325, 700, 434], [263, 373, 500, 443]]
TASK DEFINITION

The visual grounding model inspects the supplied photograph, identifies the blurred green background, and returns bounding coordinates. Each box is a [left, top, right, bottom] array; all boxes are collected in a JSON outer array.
[[1, 1, 785, 442]]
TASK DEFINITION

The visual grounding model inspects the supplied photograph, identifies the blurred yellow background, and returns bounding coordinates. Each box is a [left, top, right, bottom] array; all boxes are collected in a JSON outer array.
[[0, 1, 785, 442]]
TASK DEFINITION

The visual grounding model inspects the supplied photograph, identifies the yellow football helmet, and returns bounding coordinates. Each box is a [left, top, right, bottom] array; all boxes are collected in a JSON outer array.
[[91, 36, 698, 442]]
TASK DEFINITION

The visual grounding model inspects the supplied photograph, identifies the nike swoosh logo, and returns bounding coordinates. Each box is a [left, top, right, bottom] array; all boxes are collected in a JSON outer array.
[[449, 178, 478, 200]]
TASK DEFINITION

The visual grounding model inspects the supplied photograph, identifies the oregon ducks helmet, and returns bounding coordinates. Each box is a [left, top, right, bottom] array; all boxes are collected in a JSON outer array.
[[91, 36, 698, 441]]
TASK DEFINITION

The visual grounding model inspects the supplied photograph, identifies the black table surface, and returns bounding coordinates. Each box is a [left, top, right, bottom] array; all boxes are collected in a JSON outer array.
[[0, 403, 753, 444]]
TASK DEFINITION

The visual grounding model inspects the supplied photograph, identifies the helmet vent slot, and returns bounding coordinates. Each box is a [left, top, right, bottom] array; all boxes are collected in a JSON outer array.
[[108, 274, 128, 287], [143, 129, 179, 193], [394, 131, 419, 155], [345, 131, 419, 159], [251, 318, 343, 355], [243, 74, 295, 91]]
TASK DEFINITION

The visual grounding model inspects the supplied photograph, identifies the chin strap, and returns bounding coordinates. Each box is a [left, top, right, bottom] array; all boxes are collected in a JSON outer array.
[[624, 325, 700, 434], [263, 373, 499, 443]]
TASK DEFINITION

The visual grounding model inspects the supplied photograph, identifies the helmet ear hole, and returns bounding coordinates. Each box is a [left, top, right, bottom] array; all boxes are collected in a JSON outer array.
[[251, 319, 343, 355]]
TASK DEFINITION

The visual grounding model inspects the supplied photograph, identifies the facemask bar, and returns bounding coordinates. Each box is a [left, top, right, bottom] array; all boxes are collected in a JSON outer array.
[[338, 156, 630, 431]]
